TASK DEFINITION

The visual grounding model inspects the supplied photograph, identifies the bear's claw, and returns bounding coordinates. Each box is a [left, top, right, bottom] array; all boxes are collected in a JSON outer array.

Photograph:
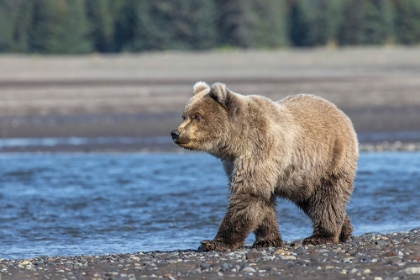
[[252, 238, 284, 249]]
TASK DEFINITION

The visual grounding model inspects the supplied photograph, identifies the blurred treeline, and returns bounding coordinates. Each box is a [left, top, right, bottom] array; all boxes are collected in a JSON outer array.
[[1, 0, 420, 54]]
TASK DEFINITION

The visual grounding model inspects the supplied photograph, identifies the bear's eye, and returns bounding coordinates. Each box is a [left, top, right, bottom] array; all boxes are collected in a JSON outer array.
[[194, 115, 201, 121]]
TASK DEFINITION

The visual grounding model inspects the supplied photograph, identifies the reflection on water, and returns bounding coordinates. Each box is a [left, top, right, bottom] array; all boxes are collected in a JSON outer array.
[[0, 131, 419, 151], [0, 152, 419, 259], [0, 137, 172, 149]]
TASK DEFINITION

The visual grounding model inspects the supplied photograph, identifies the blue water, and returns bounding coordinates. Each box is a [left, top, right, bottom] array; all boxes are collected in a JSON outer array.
[[0, 152, 419, 259], [0, 136, 171, 149]]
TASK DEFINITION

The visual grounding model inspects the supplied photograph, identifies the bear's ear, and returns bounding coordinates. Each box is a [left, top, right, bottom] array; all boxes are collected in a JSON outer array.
[[209, 82, 230, 107], [193, 81, 210, 96]]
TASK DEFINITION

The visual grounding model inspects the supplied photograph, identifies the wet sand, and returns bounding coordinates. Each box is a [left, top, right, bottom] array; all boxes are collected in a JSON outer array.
[[0, 48, 420, 152], [2, 229, 419, 280]]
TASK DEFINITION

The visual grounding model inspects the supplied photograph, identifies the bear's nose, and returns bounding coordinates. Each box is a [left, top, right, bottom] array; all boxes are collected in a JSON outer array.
[[171, 129, 180, 140]]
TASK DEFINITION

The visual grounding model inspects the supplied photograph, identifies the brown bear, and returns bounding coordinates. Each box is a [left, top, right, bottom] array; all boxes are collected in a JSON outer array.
[[171, 82, 358, 251]]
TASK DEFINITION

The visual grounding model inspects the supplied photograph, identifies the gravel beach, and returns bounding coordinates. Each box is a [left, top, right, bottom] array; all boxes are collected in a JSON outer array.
[[2, 228, 419, 280]]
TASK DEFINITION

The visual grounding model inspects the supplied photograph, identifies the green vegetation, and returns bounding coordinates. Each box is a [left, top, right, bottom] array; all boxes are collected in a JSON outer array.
[[0, 0, 419, 54], [393, 0, 420, 44]]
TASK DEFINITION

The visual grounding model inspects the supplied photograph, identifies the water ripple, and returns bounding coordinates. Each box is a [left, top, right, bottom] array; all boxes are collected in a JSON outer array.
[[0, 152, 419, 259]]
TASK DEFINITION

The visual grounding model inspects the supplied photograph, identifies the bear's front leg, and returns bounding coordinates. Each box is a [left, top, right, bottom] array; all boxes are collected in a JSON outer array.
[[252, 201, 284, 249], [199, 200, 250, 251], [199, 193, 272, 252]]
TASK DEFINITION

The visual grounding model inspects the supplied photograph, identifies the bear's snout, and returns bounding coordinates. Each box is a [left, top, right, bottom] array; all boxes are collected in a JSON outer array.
[[171, 129, 180, 141]]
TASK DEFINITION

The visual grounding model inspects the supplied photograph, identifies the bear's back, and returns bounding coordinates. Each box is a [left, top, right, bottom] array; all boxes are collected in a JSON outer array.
[[278, 94, 354, 138], [278, 94, 358, 180]]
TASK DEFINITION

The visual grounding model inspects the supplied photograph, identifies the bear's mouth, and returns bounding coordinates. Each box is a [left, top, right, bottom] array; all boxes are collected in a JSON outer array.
[[173, 138, 188, 146], [173, 140, 197, 150]]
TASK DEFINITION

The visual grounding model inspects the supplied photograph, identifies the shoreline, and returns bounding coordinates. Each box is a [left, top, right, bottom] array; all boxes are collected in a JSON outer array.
[[2, 228, 419, 279], [0, 140, 420, 153]]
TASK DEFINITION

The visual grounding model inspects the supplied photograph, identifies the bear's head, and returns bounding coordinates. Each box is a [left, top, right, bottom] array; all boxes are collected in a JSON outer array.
[[171, 81, 238, 155]]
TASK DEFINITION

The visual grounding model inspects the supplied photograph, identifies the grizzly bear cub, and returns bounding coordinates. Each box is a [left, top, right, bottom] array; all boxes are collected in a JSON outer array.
[[171, 82, 358, 251]]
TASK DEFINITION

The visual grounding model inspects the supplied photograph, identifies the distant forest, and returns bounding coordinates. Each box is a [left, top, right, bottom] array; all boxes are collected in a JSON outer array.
[[1, 0, 420, 54]]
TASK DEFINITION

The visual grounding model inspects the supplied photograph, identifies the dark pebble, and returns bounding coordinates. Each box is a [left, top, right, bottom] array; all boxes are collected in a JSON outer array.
[[246, 251, 263, 260], [220, 263, 231, 272], [200, 263, 211, 270], [296, 246, 305, 255]]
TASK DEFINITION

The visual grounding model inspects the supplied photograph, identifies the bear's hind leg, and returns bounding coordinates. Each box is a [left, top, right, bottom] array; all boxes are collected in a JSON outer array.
[[296, 200, 339, 245], [252, 200, 284, 248], [339, 215, 353, 242], [301, 178, 350, 246]]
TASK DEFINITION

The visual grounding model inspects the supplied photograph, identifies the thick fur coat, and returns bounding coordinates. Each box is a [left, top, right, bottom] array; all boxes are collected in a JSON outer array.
[[171, 82, 358, 251]]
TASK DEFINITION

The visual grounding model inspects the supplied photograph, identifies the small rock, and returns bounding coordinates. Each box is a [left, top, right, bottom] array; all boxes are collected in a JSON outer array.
[[210, 263, 220, 270], [268, 267, 278, 274], [295, 246, 305, 255], [246, 252, 262, 260], [163, 273, 176, 280], [220, 263, 231, 272], [242, 266, 256, 273], [274, 249, 289, 255], [350, 268, 358, 274], [403, 267, 420, 274], [398, 251, 404, 256], [373, 277, 383, 280], [343, 257, 354, 263], [385, 258, 401, 266], [280, 255, 296, 260], [363, 268, 371, 274], [262, 255, 275, 260], [200, 263, 210, 270], [383, 251, 399, 257]]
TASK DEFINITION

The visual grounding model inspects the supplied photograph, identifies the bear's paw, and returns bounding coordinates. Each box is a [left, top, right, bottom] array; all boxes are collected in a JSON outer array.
[[252, 238, 284, 249], [199, 239, 236, 252]]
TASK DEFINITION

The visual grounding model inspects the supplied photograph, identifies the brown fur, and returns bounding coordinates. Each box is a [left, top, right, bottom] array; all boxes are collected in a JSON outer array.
[[171, 82, 358, 251]]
